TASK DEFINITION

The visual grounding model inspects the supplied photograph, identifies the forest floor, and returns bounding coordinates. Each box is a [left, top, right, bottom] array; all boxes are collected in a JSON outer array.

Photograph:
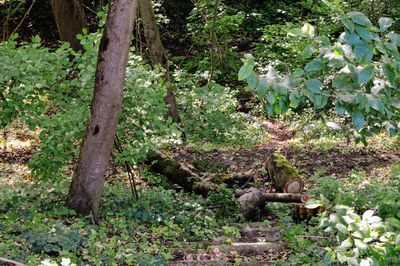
[[1, 119, 400, 265]]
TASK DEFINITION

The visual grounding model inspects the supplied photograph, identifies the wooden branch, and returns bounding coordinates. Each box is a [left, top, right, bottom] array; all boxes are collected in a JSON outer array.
[[237, 187, 309, 221], [9, 0, 37, 38], [262, 193, 309, 203], [0, 257, 26, 266]]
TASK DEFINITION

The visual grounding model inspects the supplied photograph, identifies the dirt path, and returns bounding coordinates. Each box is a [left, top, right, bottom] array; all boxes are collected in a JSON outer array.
[[171, 119, 400, 183]]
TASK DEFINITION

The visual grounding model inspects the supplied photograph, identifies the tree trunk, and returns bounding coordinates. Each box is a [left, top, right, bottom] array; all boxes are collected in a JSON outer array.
[[138, 0, 180, 123], [66, 0, 137, 222], [49, 0, 86, 51]]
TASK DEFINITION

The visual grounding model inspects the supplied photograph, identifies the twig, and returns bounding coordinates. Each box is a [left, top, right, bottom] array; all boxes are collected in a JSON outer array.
[[114, 135, 139, 200], [240, 150, 274, 189], [82, 4, 97, 15], [0, 257, 27, 266], [9, 0, 37, 38], [298, 235, 330, 240]]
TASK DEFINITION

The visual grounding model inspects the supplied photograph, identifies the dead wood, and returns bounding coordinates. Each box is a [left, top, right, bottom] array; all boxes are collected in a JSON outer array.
[[237, 187, 309, 221], [266, 153, 304, 193]]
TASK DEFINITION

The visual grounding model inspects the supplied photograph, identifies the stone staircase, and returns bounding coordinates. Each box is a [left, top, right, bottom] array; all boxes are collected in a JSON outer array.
[[172, 223, 289, 265]]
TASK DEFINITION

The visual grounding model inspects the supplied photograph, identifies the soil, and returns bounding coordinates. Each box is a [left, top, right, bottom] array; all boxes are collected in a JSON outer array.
[[169, 119, 400, 192]]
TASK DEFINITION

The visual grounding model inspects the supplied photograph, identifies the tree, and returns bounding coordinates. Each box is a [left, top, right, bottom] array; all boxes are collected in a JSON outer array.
[[138, 0, 181, 123], [49, 0, 86, 51], [66, 0, 137, 222]]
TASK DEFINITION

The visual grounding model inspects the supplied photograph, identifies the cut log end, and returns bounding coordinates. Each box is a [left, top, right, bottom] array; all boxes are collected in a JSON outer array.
[[284, 177, 304, 193]]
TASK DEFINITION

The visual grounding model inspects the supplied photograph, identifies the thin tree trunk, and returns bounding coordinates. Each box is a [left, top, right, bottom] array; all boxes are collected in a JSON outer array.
[[66, 0, 137, 222], [138, 0, 180, 123], [208, 0, 219, 83], [49, 0, 86, 51]]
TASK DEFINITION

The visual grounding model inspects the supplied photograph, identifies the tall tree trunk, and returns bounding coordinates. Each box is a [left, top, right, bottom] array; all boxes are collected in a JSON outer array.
[[49, 0, 85, 51], [66, 0, 137, 222], [138, 0, 180, 123]]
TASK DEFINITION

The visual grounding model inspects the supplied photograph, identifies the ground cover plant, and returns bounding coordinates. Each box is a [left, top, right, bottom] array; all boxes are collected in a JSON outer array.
[[1, 0, 400, 265]]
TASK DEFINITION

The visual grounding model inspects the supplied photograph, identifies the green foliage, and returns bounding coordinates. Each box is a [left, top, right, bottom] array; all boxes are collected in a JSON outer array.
[[320, 206, 400, 265], [240, 11, 400, 143], [22, 223, 88, 255], [192, 159, 229, 173], [1, 26, 180, 180], [174, 72, 266, 147], [0, 35, 72, 128], [206, 185, 238, 220], [0, 178, 238, 265]]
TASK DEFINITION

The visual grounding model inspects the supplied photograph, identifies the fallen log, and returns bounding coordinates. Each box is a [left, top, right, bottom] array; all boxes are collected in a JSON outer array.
[[0, 257, 26, 266], [147, 150, 304, 196], [266, 153, 304, 193], [263, 192, 309, 203], [147, 150, 217, 194], [237, 187, 309, 221]]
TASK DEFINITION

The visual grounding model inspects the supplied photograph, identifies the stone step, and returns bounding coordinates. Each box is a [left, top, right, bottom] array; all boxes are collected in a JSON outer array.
[[174, 260, 274, 266], [240, 226, 281, 242], [209, 241, 286, 257]]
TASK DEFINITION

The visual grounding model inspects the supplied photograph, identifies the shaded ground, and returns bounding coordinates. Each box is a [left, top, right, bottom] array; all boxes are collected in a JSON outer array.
[[1, 119, 400, 265], [170, 120, 400, 192]]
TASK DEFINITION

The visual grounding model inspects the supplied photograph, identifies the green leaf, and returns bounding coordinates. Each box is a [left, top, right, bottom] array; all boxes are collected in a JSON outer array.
[[336, 102, 346, 115], [388, 217, 400, 229], [287, 28, 305, 37], [351, 110, 365, 131], [316, 36, 331, 46], [387, 32, 400, 46], [343, 31, 361, 45], [32, 35, 41, 44], [383, 64, 396, 86], [336, 223, 348, 234], [305, 59, 324, 72], [378, 17, 393, 31], [238, 62, 254, 80], [246, 73, 259, 89], [341, 17, 355, 33], [333, 75, 350, 89], [348, 12, 372, 27], [293, 68, 304, 78], [305, 198, 323, 209], [354, 43, 373, 64], [289, 93, 300, 108], [358, 65, 375, 84], [266, 90, 276, 105], [306, 79, 323, 94], [367, 94, 384, 112], [302, 44, 315, 59], [324, 251, 335, 265], [354, 25, 373, 42], [340, 94, 356, 103]]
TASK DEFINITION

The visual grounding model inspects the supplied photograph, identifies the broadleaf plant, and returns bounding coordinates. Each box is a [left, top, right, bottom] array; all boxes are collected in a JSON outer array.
[[239, 12, 400, 144]]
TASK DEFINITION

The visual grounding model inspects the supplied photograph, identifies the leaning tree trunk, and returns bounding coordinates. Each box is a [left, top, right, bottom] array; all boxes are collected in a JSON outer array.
[[138, 0, 180, 123], [49, 0, 86, 51], [66, 0, 137, 222]]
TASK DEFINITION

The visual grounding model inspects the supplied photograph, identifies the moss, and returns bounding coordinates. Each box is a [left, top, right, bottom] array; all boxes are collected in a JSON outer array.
[[213, 173, 233, 183], [192, 159, 229, 174], [272, 153, 300, 178]]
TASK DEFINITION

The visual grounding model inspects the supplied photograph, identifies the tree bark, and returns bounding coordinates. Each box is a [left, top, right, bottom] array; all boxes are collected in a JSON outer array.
[[49, 0, 86, 51], [66, 0, 137, 222], [266, 153, 304, 193], [138, 0, 181, 123]]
